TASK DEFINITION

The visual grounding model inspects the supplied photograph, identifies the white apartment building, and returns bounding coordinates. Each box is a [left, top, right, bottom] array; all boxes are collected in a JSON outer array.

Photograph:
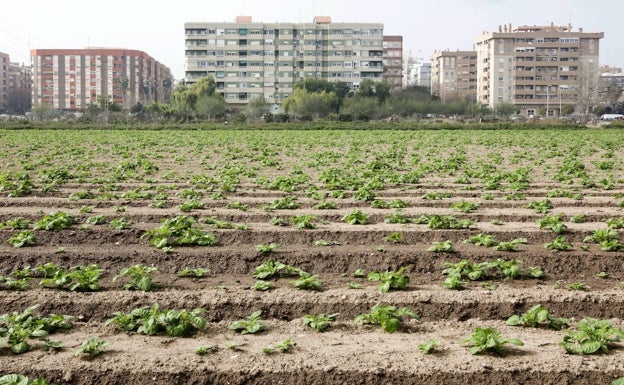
[[184, 16, 384, 105]]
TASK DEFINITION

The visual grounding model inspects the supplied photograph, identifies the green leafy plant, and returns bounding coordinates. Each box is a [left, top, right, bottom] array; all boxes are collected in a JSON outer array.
[[251, 280, 272, 291], [464, 233, 498, 247], [525, 199, 553, 214], [86, 214, 107, 225], [229, 310, 265, 334], [303, 313, 339, 332], [253, 260, 300, 280], [367, 267, 409, 293], [179, 199, 205, 212], [384, 232, 404, 244], [0, 374, 51, 385], [34, 211, 76, 231], [7, 231, 36, 248], [314, 239, 341, 246], [506, 304, 569, 330], [262, 195, 301, 211], [105, 304, 206, 337], [428, 240, 456, 252], [110, 217, 132, 230], [537, 213, 567, 234], [0, 305, 73, 354], [39, 264, 102, 292], [2, 217, 31, 230], [354, 304, 418, 333], [461, 327, 524, 355], [290, 214, 318, 229], [255, 242, 279, 254], [176, 268, 210, 278], [418, 338, 439, 354], [584, 229, 619, 244], [564, 282, 587, 291], [545, 236, 574, 251], [492, 237, 527, 252], [451, 200, 479, 213], [75, 336, 110, 358], [195, 345, 218, 355], [342, 210, 370, 225], [227, 201, 249, 211], [560, 318, 624, 354], [314, 200, 337, 209], [263, 338, 296, 354], [291, 271, 323, 291], [114, 264, 160, 291], [384, 211, 412, 224], [143, 216, 216, 249]]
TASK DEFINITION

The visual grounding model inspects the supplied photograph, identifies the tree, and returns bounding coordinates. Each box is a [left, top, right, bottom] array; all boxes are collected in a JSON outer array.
[[195, 95, 225, 120], [284, 89, 337, 120], [494, 103, 520, 119], [31, 105, 59, 121], [6, 88, 31, 115], [341, 96, 379, 121], [245, 96, 269, 121], [561, 104, 575, 116]]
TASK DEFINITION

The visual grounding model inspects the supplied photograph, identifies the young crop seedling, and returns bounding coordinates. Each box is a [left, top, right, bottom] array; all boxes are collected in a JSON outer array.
[[314, 239, 341, 246], [0, 374, 51, 385], [34, 211, 76, 231], [506, 304, 569, 330], [560, 318, 624, 354], [105, 304, 206, 337], [176, 268, 210, 278], [114, 264, 160, 291], [537, 213, 567, 234], [367, 267, 410, 293], [545, 236, 574, 251], [492, 237, 527, 252], [428, 240, 456, 253], [384, 211, 412, 224], [263, 338, 296, 354], [525, 199, 554, 214], [418, 338, 439, 354], [251, 280, 272, 291], [354, 304, 419, 333], [143, 215, 217, 249], [2, 217, 31, 230], [464, 233, 498, 247], [109, 217, 132, 230], [583, 229, 619, 244], [384, 232, 405, 244], [303, 313, 339, 332], [291, 271, 323, 291], [229, 311, 265, 335], [461, 327, 524, 356], [74, 336, 110, 358], [7, 231, 36, 248], [0, 305, 73, 354], [195, 345, 218, 356], [253, 259, 300, 280], [342, 210, 371, 225], [451, 200, 479, 213], [227, 201, 249, 211], [262, 195, 301, 211], [86, 214, 107, 225], [255, 242, 280, 254], [179, 199, 205, 212], [290, 214, 318, 229]]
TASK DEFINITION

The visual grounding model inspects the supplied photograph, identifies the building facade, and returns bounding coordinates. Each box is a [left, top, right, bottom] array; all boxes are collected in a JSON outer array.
[[475, 23, 604, 117], [402, 53, 431, 89], [0, 52, 8, 113], [383, 35, 403, 91], [430, 50, 477, 102], [31, 48, 173, 111], [7, 62, 32, 114], [184, 16, 384, 105]]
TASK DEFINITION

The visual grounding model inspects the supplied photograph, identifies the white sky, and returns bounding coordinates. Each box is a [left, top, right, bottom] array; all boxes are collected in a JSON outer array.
[[0, 0, 620, 79]]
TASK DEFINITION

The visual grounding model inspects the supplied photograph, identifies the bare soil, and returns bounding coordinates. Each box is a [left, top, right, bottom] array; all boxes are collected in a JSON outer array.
[[1, 129, 624, 384]]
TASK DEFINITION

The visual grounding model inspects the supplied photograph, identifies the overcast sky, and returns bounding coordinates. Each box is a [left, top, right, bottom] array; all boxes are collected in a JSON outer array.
[[1, 0, 620, 79]]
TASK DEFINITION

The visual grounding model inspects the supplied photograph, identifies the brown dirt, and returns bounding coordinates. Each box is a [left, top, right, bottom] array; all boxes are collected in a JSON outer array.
[[1, 129, 624, 384]]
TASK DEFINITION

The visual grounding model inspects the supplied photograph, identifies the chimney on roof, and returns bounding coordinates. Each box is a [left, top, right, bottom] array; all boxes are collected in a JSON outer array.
[[509, 23, 512, 32], [499, 25, 502, 32], [313, 16, 332, 24], [236, 16, 252, 23]]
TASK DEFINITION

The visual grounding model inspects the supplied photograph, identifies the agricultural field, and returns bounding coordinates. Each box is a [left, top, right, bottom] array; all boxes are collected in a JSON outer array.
[[1, 127, 624, 385]]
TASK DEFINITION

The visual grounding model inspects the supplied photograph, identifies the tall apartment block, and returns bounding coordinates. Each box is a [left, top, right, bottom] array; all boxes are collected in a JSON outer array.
[[0, 51, 8, 113], [31, 48, 173, 111], [430, 50, 477, 102], [383, 36, 403, 91], [184, 16, 384, 105], [7, 62, 33, 114], [475, 23, 604, 116]]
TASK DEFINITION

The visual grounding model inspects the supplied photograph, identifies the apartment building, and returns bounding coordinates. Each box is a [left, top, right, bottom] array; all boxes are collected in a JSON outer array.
[[430, 50, 477, 102], [184, 16, 384, 105], [31, 48, 173, 111], [383, 35, 403, 91], [475, 23, 604, 117], [0, 52, 8, 113], [7, 62, 32, 114]]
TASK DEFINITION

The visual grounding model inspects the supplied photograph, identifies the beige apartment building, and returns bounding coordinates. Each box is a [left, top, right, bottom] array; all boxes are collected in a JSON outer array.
[[184, 16, 384, 105], [31, 48, 173, 111], [383, 35, 403, 91], [430, 50, 478, 102], [0, 51, 8, 113], [475, 23, 604, 117]]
